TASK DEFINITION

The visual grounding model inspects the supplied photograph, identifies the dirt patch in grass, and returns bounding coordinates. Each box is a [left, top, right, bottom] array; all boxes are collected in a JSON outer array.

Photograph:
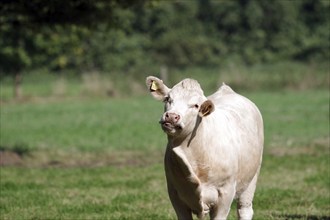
[[0, 149, 164, 168], [2, 137, 328, 168], [0, 151, 23, 166]]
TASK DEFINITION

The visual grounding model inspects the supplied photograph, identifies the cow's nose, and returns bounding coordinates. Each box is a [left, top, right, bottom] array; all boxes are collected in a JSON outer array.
[[165, 112, 180, 123]]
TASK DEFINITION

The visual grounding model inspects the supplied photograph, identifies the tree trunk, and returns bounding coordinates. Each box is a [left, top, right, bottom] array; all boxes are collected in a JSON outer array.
[[14, 72, 22, 99]]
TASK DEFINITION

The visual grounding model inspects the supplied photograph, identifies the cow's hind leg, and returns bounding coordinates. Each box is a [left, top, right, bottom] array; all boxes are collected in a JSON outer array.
[[237, 170, 259, 220]]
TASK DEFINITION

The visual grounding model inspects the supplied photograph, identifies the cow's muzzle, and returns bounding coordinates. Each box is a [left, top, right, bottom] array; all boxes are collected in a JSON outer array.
[[160, 112, 184, 133]]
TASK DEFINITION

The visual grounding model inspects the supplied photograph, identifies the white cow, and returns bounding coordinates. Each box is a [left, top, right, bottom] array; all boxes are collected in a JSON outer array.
[[146, 76, 264, 220]]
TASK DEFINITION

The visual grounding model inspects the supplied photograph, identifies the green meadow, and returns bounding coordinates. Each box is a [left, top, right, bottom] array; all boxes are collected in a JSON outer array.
[[0, 65, 329, 219]]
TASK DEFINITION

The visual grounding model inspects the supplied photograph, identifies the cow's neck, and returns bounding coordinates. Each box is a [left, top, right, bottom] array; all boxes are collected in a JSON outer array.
[[166, 117, 210, 183], [167, 135, 187, 147]]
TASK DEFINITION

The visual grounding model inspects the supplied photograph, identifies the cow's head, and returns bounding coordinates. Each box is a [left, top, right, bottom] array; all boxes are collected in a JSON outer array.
[[146, 76, 214, 136]]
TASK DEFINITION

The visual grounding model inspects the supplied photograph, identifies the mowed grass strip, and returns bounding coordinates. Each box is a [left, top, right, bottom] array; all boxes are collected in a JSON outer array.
[[1, 90, 328, 152], [0, 89, 329, 219], [1, 96, 165, 152]]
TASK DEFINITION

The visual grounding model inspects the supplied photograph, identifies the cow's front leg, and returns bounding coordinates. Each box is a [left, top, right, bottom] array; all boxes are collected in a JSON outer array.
[[167, 185, 193, 220], [210, 182, 236, 220]]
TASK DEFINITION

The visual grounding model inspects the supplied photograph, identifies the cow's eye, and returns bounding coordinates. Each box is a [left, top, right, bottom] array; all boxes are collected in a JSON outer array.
[[163, 96, 171, 103], [190, 104, 199, 109]]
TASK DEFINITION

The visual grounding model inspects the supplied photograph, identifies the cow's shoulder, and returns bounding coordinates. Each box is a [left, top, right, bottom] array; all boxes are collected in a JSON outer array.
[[218, 83, 236, 95], [207, 83, 237, 105]]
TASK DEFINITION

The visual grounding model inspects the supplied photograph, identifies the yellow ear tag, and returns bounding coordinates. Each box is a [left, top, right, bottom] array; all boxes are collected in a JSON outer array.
[[150, 81, 158, 91]]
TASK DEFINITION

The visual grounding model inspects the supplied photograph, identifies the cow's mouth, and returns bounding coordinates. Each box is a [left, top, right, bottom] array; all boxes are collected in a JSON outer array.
[[160, 121, 183, 134]]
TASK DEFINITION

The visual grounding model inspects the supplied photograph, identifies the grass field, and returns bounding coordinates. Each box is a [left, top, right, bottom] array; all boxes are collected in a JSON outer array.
[[0, 68, 329, 219]]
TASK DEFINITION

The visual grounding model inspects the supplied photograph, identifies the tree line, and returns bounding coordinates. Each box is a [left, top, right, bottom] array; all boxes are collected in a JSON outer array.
[[0, 0, 329, 79]]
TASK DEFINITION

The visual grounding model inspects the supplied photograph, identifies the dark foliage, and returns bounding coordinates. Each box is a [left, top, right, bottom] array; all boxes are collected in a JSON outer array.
[[0, 0, 329, 75]]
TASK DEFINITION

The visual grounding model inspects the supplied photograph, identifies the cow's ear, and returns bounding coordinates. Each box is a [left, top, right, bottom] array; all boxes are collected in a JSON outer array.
[[199, 100, 214, 117], [146, 76, 170, 101]]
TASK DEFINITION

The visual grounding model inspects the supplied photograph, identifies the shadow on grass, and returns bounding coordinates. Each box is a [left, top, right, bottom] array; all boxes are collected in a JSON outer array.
[[0, 143, 31, 156], [275, 214, 330, 220], [0, 146, 164, 168]]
